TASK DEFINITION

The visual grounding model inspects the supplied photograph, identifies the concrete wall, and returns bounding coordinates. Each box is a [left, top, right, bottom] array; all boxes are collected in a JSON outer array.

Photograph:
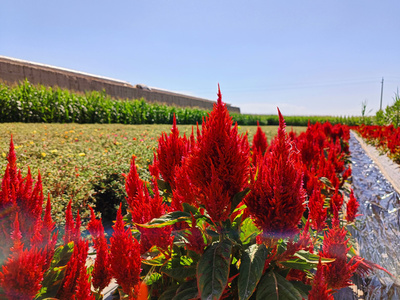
[[0, 56, 241, 113]]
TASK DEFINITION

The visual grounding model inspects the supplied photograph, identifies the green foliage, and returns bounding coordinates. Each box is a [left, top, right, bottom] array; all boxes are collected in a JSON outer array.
[[0, 80, 208, 125], [238, 244, 268, 300], [197, 239, 233, 300], [231, 112, 372, 126], [256, 270, 306, 300], [375, 91, 400, 127], [0, 80, 371, 126]]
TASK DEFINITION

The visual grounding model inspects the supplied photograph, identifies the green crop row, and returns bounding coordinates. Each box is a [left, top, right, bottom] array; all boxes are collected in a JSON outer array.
[[0, 80, 372, 126], [231, 112, 373, 126], [0, 80, 208, 124]]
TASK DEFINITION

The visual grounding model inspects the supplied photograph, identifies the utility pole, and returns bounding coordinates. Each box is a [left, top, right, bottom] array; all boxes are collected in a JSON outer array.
[[380, 77, 384, 111]]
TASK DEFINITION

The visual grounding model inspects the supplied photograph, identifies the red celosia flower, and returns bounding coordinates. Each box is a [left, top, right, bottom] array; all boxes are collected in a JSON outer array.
[[296, 219, 313, 253], [124, 159, 173, 254], [316, 153, 340, 189], [346, 190, 360, 223], [286, 269, 307, 283], [63, 200, 81, 244], [41, 194, 56, 242], [184, 85, 250, 223], [139, 226, 173, 255], [200, 162, 233, 225], [0, 137, 57, 270], [109, 206, 142, 299], [308, 258, 334, 300], [87, 206, 112, 293], [342, 167, 352, 183], [308, 187, 328, 232], [154, 113, 189, 189], [0, 214, 49, 300], [10, 213, 23, 255], [320, 214, 360, 290], [251, 121, 268, 165], [295, 123, 326, 170], [72, 266, 95, 300], [125, 159, 167, 224], [56, 239, 89, 300], [124, 156, 143, 206], [171, 164, 198, 211], [245, 109, 306, 240], [0, 246, 48, 300], [330, 185, 344, 212]]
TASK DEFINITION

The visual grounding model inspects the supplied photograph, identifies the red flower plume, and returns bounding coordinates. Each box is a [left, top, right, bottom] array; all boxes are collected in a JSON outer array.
[[308, 258, 334, 300], [63, 200, 81, 244], [184, 85, 250, 223], [87, 207, 112, 293], [109, 206, 142, 299], [346, 190, 360, 223], [0, 246, 48, 300], [245, 109, 306, 240], [251, 121, 268, 165], [308, 187, 328, 232], [56, 240, 89, 300], [154, 113, 189, 189], [320, 214, 360, 290]]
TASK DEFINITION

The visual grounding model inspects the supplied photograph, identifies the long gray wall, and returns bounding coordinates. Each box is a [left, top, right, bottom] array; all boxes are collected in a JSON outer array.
[[0, 56, 240, 113]]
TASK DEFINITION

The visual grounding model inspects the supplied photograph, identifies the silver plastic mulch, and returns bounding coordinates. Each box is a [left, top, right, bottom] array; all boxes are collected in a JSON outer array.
[[349, 132, 400, 299]]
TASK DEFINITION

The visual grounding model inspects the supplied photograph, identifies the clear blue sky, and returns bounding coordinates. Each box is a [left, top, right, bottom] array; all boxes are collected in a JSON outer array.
[[1, 0, 400, 116]]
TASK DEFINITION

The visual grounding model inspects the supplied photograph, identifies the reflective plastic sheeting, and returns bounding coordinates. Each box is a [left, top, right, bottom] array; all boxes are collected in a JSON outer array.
[[349, 133, 400, 299]]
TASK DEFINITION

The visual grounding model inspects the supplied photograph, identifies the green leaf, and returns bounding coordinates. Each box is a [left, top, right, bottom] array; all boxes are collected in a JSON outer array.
[[279, 250, 334, 270], [279, 258, 314, 270], [291, 281, 311, 298], [182, 202, 199, 215], [256, 270, 303, 300], [158, 285, 179, 300], [172, 287, 199, 300], [142, 249, 167, 266], [238, 244, 268, 300], [138, 211, 191, 228], [197, 239, 232, 300], [157, 178, 171, 192], [240, 218, 260, 244], [293, 250, 335, 265], [161, 260, 197, 281], [35, 244, 75, 299], [231, 188, 250, 213]]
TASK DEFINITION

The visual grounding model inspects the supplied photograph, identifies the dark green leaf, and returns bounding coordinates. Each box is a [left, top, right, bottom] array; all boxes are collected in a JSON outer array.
[[291, 281, 311, 298], [172, 287, 198, 300], [158, 285, 179, 300], [238, 244, 268, 300], [161, 262, 197, 281], [231, 188, 250, 213], [182, 202, 199, 215], [35, 244, 75, 299], [256, 270, 303, 300], [197, 239, 232, 300]]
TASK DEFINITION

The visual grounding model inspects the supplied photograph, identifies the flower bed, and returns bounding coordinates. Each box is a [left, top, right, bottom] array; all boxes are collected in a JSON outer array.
[[355, 124, 400, 164], [0, 87, 382, 299]]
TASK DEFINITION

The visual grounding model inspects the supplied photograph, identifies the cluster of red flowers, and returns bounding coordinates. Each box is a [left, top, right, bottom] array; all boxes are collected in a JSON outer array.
[[355, 124, 400, 161], [0, 138, 144, 299], [0, 86, 372, 299]]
